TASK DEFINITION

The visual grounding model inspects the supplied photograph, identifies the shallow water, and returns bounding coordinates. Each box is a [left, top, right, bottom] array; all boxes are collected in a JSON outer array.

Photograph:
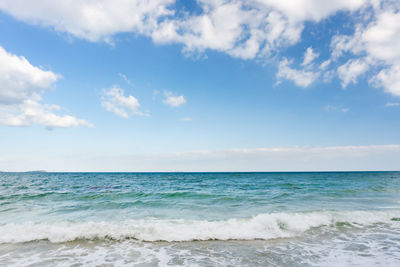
[[0, 172, 400, 266]]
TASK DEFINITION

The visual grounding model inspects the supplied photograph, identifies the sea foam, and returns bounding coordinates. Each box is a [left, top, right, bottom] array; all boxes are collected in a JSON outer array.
[[1, 210, 398, 243]]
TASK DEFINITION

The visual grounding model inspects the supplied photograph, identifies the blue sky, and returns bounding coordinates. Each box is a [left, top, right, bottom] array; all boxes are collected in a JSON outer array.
[[0, 0, 399, 171]]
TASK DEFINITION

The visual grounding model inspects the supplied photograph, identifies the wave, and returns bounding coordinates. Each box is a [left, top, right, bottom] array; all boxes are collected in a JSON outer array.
[[0, 210, 399, 243]]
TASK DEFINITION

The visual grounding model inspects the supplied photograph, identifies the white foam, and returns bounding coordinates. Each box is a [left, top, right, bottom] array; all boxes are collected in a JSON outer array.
[[0, 210, 398, 243]]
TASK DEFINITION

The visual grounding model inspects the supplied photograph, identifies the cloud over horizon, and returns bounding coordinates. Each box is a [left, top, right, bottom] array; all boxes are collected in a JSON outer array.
[[1, 144, 399, 172]]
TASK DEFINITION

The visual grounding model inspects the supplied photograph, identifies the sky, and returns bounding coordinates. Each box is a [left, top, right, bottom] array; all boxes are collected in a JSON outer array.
[[0, 0, 399, 171]]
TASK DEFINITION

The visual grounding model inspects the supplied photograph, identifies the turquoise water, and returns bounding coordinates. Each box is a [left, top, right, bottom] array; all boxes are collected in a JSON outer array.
[[1, 172, 400, 266]]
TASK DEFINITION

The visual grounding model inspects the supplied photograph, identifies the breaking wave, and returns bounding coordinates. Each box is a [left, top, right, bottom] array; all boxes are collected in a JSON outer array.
[[1, 210, 399, 243]]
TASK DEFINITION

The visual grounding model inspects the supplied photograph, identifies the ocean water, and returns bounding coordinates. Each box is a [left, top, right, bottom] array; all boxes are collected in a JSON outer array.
[[0, 172, 400, 266]]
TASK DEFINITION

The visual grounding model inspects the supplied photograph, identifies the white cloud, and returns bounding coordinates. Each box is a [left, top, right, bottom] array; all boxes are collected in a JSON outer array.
[[5, 144, 400, 172], [101, 86, 146, 118], [277, 47, 333, 87], [152, 0, 367, 59], [324, 104, 349, 113], [385, 102, 400, 107], [276, 58, 319, 87], [0, 46, 91, 128], [362, 10, 400, 64], [162, 91, 186, 107], [0, 0, 369, 60], [330, 26, 363, 60], [331, 5, 400, 95], [151, 0, 368, 60], [151, 2, 304, 59], [302, 47, 319, 66], [180, 117, 193, 121], [370, 62, 400, 96], [3, 0, 399, 95], [255, 0, 367, 22], [118, 73, 132, 86], [319, 60, 331, 70], [366, 10, 400, 96], [0, 100, 92, 128], [0, 0, 175, 42], [0, 46, 58, 104], [337, 59, 369, 88]]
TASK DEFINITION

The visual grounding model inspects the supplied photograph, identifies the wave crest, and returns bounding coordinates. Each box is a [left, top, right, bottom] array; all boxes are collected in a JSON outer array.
[[1, 210, 398, 243]]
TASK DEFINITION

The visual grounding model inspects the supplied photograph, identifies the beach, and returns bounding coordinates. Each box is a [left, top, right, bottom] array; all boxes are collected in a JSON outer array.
[[0, 172, 399, 266]]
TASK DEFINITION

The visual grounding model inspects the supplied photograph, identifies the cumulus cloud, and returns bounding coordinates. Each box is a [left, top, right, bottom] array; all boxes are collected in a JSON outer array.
[[276, 46, 337, 87], [276, 58, 319, 87], [2, 0, 400, 96], [101, 86, 146, 118], [0, 46, 91, 128], [331, 4, 400, 96], [0, 0, 368, 60], [0, 46, 58, 104], [150, 0, 366, 59], [319, 60, 331, 70], [151, 2, 304, 59], [370, 63, 400, 96], [337, 59, 369, 88], [162, 91, 186, 107], [0, 100, 92, 128], [255, 0, 367, 22], [0, 0, 175, 42], [362, 10, 400, 64], [302, 47, 319, 66]]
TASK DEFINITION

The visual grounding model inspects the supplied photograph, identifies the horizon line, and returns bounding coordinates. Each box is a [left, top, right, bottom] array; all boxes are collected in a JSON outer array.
[[1, 170, 399, 173]]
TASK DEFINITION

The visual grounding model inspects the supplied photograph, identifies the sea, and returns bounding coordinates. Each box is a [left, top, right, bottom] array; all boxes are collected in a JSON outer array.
[[0, 172, 399, 266]]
